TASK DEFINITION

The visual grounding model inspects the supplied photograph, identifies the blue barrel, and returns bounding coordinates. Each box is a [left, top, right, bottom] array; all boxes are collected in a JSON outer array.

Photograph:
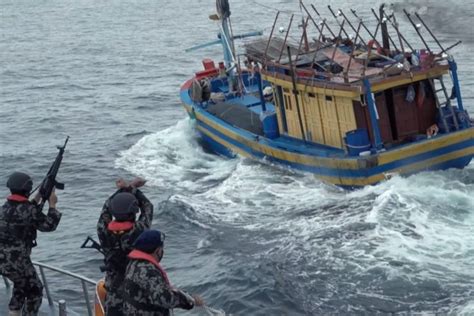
[[345, 129, 371, 156], [261, 112, 279, 139]]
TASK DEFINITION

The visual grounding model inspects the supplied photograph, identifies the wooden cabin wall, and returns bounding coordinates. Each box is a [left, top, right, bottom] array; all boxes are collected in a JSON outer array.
[[391, 86, 419, 139], [282, 88, 304, 139], [353, 80, 438, 145], [353, 95, 393, 145], [272, 84, 288, 134], [416, 80, 437, 133], [278, 85, 357, 149], [302, 93, 325, 144]]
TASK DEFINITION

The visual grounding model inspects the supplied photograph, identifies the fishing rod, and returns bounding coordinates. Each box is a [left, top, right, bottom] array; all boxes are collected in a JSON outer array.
[[403, 9, 431, 52], [311, 4, 336, 38], [371, 8, 399, 52], [337, 8, 368, 48], [382, 11, 415, 52], [327, 5, 350, 39]]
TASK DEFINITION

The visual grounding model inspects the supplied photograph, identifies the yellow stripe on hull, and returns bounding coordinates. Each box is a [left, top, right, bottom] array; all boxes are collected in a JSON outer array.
[[184, 103, 474, 171]]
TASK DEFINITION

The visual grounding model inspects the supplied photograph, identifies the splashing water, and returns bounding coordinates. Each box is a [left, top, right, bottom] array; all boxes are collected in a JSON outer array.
[[116, 119, 473, 314]]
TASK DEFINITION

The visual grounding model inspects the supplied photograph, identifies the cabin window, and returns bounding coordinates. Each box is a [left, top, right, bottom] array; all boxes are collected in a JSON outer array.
[[284, 95, 292, 110], [308, 92, 316, 98], [325, 95, 333, 101], [283, 88, 290, 93]]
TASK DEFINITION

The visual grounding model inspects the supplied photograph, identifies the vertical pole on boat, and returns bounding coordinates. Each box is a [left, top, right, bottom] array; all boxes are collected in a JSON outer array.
[[403, 9, 431, 52], [363, 78, 383, 150], [448, 57, 465, 112], [296, 17, 310, 60], [379, 5, 391, 52], [255, 69, 267, 112], [217, 0, 233, 69], [287, 46, 307, 142], [299, 0, 310, 52], [58, 300, 67, 316], [278, 14, 294, 62], [263, 11, 280, 65], [344, 21, 362, 83], [371, 8, 398, 52]]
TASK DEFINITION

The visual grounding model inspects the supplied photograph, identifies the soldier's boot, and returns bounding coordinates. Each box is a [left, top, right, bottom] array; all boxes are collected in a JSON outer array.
[[8, 310, 21, 316]]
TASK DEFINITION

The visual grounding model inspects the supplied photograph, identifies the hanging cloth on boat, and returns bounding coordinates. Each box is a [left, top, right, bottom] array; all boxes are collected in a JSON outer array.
[[216, 0, 231, 19], [416, 81, 426, 109], [406, 84, 416, 103]]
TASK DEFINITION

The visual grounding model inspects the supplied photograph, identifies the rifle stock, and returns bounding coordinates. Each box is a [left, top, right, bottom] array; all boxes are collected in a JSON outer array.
[[81, 236, 104, 255]]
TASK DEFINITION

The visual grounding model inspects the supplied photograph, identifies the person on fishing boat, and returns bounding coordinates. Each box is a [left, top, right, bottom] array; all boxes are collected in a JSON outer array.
[[0, 172, 62, 316], [97, 177, 153, 316], [123, 230, 204, 315]]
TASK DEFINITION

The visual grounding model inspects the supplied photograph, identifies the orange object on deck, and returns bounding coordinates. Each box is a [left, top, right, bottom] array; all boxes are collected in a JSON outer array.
[[94, 279, 106, 316]]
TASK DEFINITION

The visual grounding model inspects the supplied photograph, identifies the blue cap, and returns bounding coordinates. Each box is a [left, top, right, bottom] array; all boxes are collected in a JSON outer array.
[[133, 230, 166, 253]]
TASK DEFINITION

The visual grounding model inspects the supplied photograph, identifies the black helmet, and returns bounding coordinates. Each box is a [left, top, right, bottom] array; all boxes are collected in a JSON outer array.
[[110, 192, 139, 221], [6, 172, 33, 195]]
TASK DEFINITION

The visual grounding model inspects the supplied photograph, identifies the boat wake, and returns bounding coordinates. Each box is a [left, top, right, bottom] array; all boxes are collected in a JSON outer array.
[[116, 119, 474, 314]]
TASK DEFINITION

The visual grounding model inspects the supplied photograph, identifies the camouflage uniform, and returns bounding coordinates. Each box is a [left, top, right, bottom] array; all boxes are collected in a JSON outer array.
[[97, 189, 153, 316], [0, 196, 62, 315], [123, 258, 194, 316]]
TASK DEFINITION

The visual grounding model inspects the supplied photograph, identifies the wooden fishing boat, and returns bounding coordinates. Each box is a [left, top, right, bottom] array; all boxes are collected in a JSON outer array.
[[180, 0, 474, 188]]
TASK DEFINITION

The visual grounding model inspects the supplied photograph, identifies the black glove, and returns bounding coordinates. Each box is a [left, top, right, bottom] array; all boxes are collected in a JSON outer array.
[[174, 289, 195, 310]]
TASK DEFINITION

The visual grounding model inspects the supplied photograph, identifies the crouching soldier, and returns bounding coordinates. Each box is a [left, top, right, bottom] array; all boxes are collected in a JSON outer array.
[[97, 178, 153, 316], [123, 230, 204, 315], [0, 172, 62, 316]]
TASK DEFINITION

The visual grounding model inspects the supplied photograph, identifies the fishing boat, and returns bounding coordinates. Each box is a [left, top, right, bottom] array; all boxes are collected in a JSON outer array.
[[180, 0, 474, 188]]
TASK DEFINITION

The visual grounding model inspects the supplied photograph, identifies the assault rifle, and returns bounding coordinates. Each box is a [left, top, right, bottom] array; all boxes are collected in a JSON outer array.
[[81, 236, 108, 272], [37, 136, 69, 211]]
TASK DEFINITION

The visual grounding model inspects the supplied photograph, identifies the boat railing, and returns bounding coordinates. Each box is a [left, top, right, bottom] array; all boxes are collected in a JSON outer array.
[[2, 261, 97, 316]]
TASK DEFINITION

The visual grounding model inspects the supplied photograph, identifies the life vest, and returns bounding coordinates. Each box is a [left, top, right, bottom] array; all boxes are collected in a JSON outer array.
[[107, 220, 134, 234], [6, 194, 29, 203], [128, 249, 171, 286], [103, 221, 135, 274]]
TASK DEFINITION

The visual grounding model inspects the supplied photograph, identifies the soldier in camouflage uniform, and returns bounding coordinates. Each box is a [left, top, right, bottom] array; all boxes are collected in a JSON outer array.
[[123, 230, 204, 316], [97, 178, 153, 316], [0, 172, 62, 316]]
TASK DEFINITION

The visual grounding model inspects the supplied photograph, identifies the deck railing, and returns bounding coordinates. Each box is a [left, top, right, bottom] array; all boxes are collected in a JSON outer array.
[[2, 261, 97, 316]]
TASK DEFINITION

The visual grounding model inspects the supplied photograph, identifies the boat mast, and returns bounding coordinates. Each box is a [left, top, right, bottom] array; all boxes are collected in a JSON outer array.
[[216, 0, 234, 69]]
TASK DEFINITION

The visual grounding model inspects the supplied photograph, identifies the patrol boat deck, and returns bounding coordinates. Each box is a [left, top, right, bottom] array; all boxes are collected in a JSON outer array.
[[1, 261, 100, 316]]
